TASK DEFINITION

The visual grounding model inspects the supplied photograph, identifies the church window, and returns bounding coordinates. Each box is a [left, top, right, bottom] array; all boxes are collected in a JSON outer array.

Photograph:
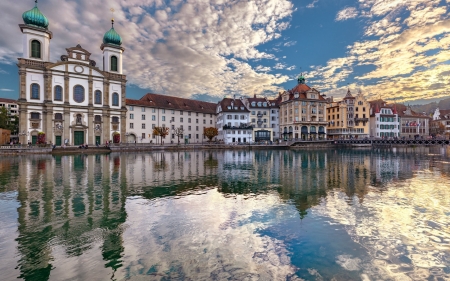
[[94, 115, 102, 122], [111, 56, 118, 72], [31, 112, 40, 119], [112, 116, 119, 123], [95, 90, 102, 104], [54, 85, 63, 101], [31, 83, 40, 99], [73, 85, 85, 103], [54, 113, 62, 120], [31, 40, 41, 58], [112, 92, 119, 106]]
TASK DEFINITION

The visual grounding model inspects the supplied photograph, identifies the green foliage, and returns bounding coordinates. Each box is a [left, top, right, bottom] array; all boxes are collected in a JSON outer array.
[[0, 107, 8, 129], [0, 107, 18, 134]]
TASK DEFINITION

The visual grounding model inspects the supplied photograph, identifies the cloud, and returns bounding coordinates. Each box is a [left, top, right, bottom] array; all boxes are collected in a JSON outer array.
[[283, 40, 297, 47], [273, 63, 286, 70], [0, 0, 294, 98], [306, 0, 319, 9], [336, 7, 359, 21], [255, 65, 271, 72], [286, 65, 296, 71], [0, 89, 14, 92]]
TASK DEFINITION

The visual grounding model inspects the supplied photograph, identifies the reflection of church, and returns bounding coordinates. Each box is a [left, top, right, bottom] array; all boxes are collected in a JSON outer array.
[[17, 2, 126, 146]]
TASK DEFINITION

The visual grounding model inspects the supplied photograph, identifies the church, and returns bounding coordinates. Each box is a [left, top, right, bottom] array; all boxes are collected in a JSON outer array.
[[17, 1, 127, 146]]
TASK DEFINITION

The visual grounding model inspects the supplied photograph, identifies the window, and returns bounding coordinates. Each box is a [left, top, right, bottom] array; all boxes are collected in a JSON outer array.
[[95, 115, 101, 122], [31, 83, 40, 99], [142, 123, 146, 129], [142, 133, 145, 139], [54, 86, 63, 101], [171, 117, 175, 121], [180, 111, 183, 115], [95, 90, 102, 104], [129, 106, 134, 111], [210, 120, 212, 124], [162, 116, 166, 121], [196, 119, 198, 123], [73, 85, 85, 103], [188, 112, 191, 116], [130, 123, 134, 129], [31, 40, 41, 58], [141, 107, 145, 112], [130, 113, 134, 119], [142, 114, 145, 120], [171, 125, 175, 129], [188, 118, 191, 123], [112, 116, 119, 123], [172, 110, 175, 114], [196, 134, 199, 139], [111, 56, 118, 72], [203, 119, 206, 124], [152, 115, 155, 121], [112, 92, 119, 106], [152, 124, 155, 128], [180, 117, 184, 122], [54, 113, 62, 120], [188, 126, 191, 131], [152, 108, 156, 113], [196, 126, 199, 130]]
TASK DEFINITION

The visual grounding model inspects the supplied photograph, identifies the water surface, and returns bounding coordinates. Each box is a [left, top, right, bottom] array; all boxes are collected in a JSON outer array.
[[0, 148, 449, 280]]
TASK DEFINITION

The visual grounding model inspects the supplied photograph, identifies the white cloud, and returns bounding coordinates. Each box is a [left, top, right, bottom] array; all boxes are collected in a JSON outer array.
[[255, 65, 271, 72], [286, 65, 296, 71], [273, 63, 286, 69], [283, 40, 297, 47], [306, 0, 319, 9], [0, 0, 294, 98], [336, 7, 359, 21]]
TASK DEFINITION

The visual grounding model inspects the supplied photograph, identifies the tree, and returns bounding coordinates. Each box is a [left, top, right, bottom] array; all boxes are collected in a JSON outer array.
[[204, 127, 218, 142], [152, 127, 160, 144], [174, 127, 184, 144], [437, 122, 445, 135], [158, 127, 169, 144], [0, 107, 8, 130]]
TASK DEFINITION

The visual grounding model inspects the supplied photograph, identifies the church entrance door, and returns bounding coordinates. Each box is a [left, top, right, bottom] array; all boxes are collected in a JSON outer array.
[[74, 131, 84, 145], [31, 136, 37, 144], [95, 136, 101, 145], [55, 136, 62, 146]]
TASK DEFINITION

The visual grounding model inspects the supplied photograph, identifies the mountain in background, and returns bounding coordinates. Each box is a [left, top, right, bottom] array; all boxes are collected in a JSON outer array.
[[401, 97, 450, 116]]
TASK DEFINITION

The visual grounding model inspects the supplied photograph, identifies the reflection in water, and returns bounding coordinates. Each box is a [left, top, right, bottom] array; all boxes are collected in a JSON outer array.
[[0, 148, 448, 280]]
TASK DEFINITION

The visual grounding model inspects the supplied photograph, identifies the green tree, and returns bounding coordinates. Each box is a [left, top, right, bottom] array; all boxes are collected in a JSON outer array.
[[0, 107, 8, 129]]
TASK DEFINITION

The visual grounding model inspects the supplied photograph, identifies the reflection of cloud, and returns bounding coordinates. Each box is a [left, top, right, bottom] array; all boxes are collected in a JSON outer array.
[[0, 0, 294, 98], [120, 190, 300, 280], [313, 173, 450, 280]]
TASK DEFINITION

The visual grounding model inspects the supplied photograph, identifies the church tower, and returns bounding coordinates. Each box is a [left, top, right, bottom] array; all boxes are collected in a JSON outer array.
[[19, 0, 52, 61], [101, 19, 124, 74]]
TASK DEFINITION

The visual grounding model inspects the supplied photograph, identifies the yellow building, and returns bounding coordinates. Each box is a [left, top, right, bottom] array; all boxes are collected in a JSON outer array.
[[327, 90, 370, 139]]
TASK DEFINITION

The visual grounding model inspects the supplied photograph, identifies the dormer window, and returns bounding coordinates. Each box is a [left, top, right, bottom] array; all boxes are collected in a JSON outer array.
[[251, 102, 256, 106], [227, 106, 231, 109], [240, 106, 244, 110], [257, 102, 262, 107], [294, 92, 299, 98], [263, 102, 267, 107]]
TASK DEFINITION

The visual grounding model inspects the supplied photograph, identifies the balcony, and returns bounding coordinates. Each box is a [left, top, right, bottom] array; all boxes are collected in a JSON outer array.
[[223, 125, 253, 130]]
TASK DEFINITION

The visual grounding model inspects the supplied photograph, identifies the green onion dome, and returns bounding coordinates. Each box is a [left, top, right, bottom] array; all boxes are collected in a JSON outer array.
[[103, 19, 122, 46], [22, 1, 49, 29]]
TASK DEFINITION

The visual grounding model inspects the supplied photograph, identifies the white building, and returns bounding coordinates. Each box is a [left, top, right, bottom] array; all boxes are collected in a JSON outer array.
[[17, 2, 127, 146], [241, 96, 280, 142], [216, 98, 252, 144], [369, 100, 400, 138], [125, 94, 216, 144]]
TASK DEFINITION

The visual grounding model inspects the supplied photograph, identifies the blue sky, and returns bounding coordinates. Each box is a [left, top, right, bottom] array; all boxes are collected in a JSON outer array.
[[0, 0, 449, 104]]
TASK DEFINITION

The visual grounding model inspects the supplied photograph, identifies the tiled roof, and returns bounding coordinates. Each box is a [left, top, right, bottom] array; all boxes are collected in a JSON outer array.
[[438, 109, 450, 117], [218, 98, 249, 112], [284, 83, 326, 102], [0, 98, 18, 104], [126, 93, 216, 114], [396, 104, 430, 118]]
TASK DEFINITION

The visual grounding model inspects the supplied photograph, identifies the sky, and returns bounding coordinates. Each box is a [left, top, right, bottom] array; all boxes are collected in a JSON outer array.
[[0, 0, 449, 104]]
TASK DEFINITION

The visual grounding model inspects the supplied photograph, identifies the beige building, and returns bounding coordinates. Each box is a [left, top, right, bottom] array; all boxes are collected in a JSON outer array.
[[396, 104, 430, 138], [279, 76, 328, 140], [126, 94, 216, 144], [327, 90, 370, 139]]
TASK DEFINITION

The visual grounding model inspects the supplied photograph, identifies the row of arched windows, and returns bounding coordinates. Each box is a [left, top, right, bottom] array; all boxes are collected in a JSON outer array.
[[30, 83, 120, 106]]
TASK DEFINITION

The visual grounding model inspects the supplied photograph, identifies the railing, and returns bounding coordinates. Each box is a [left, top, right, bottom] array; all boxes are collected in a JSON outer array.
[[18, 58, 48, 68], [223, 125, 253, 130]]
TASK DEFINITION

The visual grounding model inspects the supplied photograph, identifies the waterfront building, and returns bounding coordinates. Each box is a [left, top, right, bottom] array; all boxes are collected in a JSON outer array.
[[0, 97, 19, 137], [396, 104, 430, 138], [241, 95, 280, 142], [268, 97, 281, 141], [125, 94, 216, 143], [326, 90, 370, 140], [369, 100, 400, 138], [279, 76, 328, 140], [17, 2, 126, 146], [430, 108, 450, 137], [216, 98, 252, 144]]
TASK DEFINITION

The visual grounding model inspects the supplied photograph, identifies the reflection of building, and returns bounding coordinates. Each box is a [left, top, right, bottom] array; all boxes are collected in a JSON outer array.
[[125, 94, 216, 144], [327, 90, 370, 139], [396, 104, 430, 138], [279, 75, 328, 140], [17, 2, 126, 146], [216, 98, 252, 144], [369, 100, 400, 138]]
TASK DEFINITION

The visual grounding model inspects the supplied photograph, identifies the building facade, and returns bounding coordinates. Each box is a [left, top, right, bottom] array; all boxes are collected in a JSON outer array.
[[0, 98, 19, 138], [216, 98, 252, 144], [397, 104, 430, 138], [279, 76, 328, 140], [241, 96, 279, 142], [369, 100, 400, 138], [125, 94, 216, 144], [430, 108, 450, 137], [327, 90, 370, 139], [17, 3, 126, 146]]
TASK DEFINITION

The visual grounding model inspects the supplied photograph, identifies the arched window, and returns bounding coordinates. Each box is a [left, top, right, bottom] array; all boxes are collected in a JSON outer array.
[[112, 116, 119, 123], [73, 85, 85, 103], [112, 92, 119, 106], [31, 40, 41, 58], [94, 115, 102, 122], [55, 113, 62, 120], [94, 90, 102, 104], [111, 56, 118, 72], [31, 83, 40, 99], [54, 85, 63, 101]]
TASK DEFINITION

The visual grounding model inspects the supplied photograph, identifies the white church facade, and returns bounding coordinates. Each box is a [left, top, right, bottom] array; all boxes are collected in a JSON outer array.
[[17, 2, 127, 146]]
